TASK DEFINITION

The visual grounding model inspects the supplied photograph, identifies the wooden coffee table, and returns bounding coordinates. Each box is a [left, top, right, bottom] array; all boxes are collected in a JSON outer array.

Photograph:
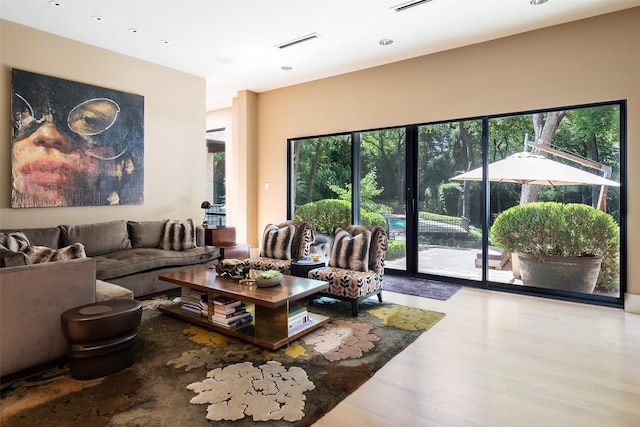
[[159, 267, 329, 350]]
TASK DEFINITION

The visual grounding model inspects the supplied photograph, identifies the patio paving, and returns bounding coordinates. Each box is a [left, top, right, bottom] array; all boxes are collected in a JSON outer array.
[[385, 246, 520, 284]]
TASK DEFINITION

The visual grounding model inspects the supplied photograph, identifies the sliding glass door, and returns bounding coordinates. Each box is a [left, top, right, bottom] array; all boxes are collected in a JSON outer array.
[[359, 128, 408, 271], [485, 104, 622, 300], [288, 100, 625, 307], [416, 120, 484, 281]]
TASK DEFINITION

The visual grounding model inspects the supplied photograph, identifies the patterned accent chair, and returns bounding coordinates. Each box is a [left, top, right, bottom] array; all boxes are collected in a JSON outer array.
[[245, 221, 314, 275], [308, 225, 387, 316]]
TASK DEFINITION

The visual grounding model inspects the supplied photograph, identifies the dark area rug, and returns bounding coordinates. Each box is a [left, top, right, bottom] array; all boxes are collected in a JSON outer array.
[[0, 297, 445, 427], [384, 275, 462, 300]]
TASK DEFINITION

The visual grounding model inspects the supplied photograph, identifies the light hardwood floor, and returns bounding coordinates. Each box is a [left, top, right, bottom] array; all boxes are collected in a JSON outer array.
[[313, 287, 640, 427]]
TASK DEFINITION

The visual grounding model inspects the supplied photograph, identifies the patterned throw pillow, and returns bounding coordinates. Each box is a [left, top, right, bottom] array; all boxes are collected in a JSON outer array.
[[260, 224, 295, 260], [22, 243, 87, 264], [160, 219, 196, 251], [329, 228, 371, 272], [0, 232, 30, 252]]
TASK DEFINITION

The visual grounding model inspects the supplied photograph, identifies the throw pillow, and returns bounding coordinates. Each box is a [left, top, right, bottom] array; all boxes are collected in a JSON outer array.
[[0, 232, 30, 252], [22, 243, 87, 264], [160, 219, 196, 251], [259, 224, 295, 260], [329, 228, 371, 272], [0, 248, 31, 267]]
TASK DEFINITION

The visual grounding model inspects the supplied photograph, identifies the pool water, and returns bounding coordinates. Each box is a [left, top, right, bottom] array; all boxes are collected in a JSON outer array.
[[387, 218, 406, 227]]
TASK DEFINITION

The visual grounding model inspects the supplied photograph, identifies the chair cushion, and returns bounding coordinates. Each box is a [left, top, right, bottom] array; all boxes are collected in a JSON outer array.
[[160, 219, 196, 251], [260, 224, 295, 260], [329, 228, 371, 272], [309, 267, 383, 299], [246, 257, 292, 275]]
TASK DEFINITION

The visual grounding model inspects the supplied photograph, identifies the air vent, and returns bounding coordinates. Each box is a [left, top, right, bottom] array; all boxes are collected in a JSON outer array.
[[274, 33, 319, 49], [391, 0, 433, 12]]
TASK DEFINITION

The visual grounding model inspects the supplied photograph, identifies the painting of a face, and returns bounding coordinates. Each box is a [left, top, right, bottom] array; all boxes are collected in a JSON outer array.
[[11, 69, 144, 208]]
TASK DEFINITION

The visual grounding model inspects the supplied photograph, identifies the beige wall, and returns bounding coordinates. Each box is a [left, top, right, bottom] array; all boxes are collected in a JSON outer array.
[[253, 9, 639, 306], [1, 20, 207, 228], [205, 94, 259, 247]]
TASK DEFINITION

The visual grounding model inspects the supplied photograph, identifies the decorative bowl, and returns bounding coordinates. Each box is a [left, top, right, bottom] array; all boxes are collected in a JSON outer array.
[[255, 271, 283, 287]]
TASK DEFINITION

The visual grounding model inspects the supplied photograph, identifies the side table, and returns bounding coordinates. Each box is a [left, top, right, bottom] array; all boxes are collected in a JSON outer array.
[[60, 299, 142, 380], [218, 243, 250, 260], [204, 226, 250, 260], [290, 258, 327, 278]]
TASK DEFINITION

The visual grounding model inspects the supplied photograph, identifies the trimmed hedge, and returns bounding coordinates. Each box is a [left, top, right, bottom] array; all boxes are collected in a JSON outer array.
[[294, 199, 386, 235]]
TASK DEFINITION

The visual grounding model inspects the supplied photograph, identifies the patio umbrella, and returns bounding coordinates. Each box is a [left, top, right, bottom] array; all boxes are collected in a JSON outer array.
[[449, 152, 620, 187]]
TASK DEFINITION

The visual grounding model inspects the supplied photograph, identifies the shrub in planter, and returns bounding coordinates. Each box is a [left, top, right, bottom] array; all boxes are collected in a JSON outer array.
[[386, 240, 406, 260], [490, 202, 619, 292], [295, 199, 351, 235], [295, 199, 387, 235]]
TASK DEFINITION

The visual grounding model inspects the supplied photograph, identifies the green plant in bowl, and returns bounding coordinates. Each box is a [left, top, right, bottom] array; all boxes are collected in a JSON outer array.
[[255, 270, 283, 287], [256, 270, 282, 280]]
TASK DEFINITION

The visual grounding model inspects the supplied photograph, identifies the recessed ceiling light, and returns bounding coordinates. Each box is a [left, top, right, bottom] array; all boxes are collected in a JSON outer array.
[[216, 57, 233, 64], [281, 66, 293, 71], [91, 15, 105, 22], [530, 0, 549, 4], [379, 39, 394, 46], [49, 1, 64, 7], [128, 28, 141, 34], [160, 39, 171, 45]]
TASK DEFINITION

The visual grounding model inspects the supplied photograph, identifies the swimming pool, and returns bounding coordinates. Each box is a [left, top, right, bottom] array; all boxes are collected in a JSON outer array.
[[387, 217, 406, 227]]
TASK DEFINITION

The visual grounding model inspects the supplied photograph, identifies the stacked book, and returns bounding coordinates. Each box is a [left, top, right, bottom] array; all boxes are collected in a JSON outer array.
[[288, 305, 311, 332], [209, 295, 252, 328], [181, 287, 208, 317]]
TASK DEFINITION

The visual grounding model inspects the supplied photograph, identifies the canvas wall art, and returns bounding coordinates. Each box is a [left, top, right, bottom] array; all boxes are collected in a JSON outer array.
[[11, 69, 144, 208]]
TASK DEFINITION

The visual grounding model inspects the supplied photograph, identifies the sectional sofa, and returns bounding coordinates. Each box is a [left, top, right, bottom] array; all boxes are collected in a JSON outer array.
[[0, 219, 220, 297], [0, 219, 220, 379]]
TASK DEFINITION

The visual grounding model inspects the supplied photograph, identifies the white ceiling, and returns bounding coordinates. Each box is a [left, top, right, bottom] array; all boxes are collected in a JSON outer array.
[[2, 0, 639, 111]]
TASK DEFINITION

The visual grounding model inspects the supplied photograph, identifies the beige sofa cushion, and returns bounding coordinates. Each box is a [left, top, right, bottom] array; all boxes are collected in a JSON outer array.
[[95, 247, 218, 280], [60, 220, 132, 256], [0, 227, 61, 249], [128, 220, 167, 248], [96, 280, 134, 301], [0, 249, 31, 267]]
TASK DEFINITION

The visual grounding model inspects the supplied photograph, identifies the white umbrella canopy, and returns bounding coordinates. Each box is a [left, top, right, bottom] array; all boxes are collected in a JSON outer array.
[[449, 152, 620, 187]]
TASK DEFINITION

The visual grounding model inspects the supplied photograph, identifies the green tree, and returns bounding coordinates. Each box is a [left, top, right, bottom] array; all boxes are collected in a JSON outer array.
[[329, 168, 392, 216]]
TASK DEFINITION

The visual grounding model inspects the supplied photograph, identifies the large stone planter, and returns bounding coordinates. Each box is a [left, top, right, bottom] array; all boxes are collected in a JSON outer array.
[[517, 252, 602, 294]]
